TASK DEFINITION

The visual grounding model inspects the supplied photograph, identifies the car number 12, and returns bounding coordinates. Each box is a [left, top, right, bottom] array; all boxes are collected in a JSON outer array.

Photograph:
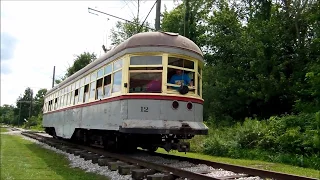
[[141, 106, 148, 112]]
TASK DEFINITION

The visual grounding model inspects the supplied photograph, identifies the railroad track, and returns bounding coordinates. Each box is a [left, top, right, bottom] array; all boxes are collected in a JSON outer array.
[[20, 131, 316, 180]]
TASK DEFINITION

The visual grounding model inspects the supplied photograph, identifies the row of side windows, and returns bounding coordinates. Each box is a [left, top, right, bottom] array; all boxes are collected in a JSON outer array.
[[43, 55, 203, 113], [44, 59, 123, 112]]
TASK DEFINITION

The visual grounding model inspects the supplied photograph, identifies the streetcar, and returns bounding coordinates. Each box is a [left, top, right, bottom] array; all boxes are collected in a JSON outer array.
[[43, 31, 208, 152]]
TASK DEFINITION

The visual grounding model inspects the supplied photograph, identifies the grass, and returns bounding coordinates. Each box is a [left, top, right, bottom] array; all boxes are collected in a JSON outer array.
[[0, 133, 109, 180], [0, 127, 9, 133], [156, 148, 320, 179], [23, 125, 45, 132]]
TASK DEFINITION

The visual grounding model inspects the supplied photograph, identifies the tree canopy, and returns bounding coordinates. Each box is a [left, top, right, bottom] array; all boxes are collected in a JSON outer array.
[[162, 0, 320, 123], [110, 17, 153, 45], [55, 52, 96, 84]]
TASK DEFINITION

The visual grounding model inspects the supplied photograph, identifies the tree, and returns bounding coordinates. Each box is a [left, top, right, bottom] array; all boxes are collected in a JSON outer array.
[[14, 87, 33, 126], [162, 0, 320, 123], [33, 88, 47, 116], [161, 0, 208, 47], [109, 17, 152, 45], [0, 105, 15, 125], [55, 52, 96, 84]]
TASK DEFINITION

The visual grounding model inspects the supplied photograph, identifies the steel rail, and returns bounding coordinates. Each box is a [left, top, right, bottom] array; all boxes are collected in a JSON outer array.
[[21, 132, 220, 180], [21, 131, 318, 180], [143, 150, 318, 180]]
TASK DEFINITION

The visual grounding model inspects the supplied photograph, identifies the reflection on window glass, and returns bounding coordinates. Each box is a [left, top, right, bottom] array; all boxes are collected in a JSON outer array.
[[59, 97, 62, 107], [105, 64, 112, 75], [90, 81, 96, 99], [81, 78, 85, 86], [130, 72, 162, 93], [63, 95, 66, 106], [130, 56, 162, 65], [96, 78, 103, 99], [84, 85, 89, 102], [79, 87, 84, 103], [91, 71, 97, 81], [113, 59, 122, 71], [67, 93, 70, 106], [198, 75, 201, 96], [74, 89, 79, 105], [76, 81, 80, 88], [112, 71, 122, 93], [97, 68, 103, 78], [85, 75, 90, 84], [70, 91, 74, 105], [168, 57, 194, 69], [104, 75, 111, 97]]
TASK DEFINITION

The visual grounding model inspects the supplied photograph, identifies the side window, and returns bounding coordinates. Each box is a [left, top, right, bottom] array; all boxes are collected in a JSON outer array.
[[113, 59, 122, 71], [59, 96, 63, 108], [84, 84, 89, 102], [197, 67, 202, 96], [112, 59, 123, 93], [85, 75, 90, 84], [78, 86, 84, 103], [105, 64, 112, 75], [74, 89, 79, 105], [129, 69, 162, 93], [96, 78, 103, 99], [54, 98, 58, 110], [104, 75, 111, 97], [103, 63, 112, 98], [129, 56, 163, 93], [112, 70, 122, 93], [97, 68, 103, 79], [67, 93, 70, 106], [90, 81, 96, 99]]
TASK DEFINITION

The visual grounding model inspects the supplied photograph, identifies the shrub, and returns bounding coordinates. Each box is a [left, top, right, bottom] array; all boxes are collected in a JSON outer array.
[[201, 112, 320, 169]]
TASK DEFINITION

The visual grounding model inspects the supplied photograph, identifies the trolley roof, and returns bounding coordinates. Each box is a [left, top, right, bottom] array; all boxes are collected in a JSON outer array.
[[46, 31, 203, 95]]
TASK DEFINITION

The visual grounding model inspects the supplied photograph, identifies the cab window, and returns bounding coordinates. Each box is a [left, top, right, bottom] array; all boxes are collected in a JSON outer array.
[[129, 56, 162, 93], [167, 57, 196, 95]]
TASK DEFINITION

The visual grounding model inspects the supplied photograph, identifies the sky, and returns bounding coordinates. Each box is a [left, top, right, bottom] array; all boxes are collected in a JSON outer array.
[[1, 0, 179, 106]]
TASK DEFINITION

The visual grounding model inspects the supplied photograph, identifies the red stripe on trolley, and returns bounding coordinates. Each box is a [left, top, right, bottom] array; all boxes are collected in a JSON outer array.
[[44, 94, 204, 115]]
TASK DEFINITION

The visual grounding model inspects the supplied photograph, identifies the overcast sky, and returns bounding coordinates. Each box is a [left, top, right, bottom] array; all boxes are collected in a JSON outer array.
[[1, 0, 178, 106]]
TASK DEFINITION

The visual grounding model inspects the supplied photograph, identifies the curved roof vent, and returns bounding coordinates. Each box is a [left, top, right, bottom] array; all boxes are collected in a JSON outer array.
[[162, 32, 179, 36]]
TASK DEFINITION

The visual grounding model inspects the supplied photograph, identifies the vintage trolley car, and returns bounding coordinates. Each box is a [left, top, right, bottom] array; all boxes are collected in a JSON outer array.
[[43, 31, 208, 152]]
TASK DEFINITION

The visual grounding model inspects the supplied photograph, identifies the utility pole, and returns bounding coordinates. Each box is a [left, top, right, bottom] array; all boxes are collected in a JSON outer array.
[[155, 0, 161, 31], [52, 66, 55, 88], [18, 102, 21, 127], [29, 90, 33, 118], [17, 100, 31, 127], [184, 0, 190, 38], [137, 0, 140, 33]]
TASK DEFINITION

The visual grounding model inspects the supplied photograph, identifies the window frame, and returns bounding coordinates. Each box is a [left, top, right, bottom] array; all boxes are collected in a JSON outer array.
[[128, 54, 163, 94]]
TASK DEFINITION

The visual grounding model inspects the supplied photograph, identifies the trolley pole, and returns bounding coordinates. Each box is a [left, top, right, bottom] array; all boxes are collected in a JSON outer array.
[[155, 0, 161, 31], [52, 66, 55, 88]]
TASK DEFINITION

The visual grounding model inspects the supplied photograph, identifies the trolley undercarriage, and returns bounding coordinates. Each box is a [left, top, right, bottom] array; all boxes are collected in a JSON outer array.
[[45, 127, 204, 153]]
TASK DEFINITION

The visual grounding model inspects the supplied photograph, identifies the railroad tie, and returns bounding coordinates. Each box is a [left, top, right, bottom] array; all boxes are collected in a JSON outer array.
[[118, 165, 140, 175], [131, 169, 157, 180]]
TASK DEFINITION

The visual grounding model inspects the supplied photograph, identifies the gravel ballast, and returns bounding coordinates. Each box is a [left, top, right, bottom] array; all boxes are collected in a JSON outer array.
[[6, 129, 263, 180]]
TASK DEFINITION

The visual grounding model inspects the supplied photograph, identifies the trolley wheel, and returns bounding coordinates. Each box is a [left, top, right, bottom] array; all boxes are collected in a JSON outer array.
[[147, 146, 158, 152]]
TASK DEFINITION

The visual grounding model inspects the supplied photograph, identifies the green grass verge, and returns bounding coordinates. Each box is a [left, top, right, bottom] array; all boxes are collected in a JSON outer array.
[[0, 134, 109, 180], [0, 127, 8, 133], [156, 148, 320, 179]]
